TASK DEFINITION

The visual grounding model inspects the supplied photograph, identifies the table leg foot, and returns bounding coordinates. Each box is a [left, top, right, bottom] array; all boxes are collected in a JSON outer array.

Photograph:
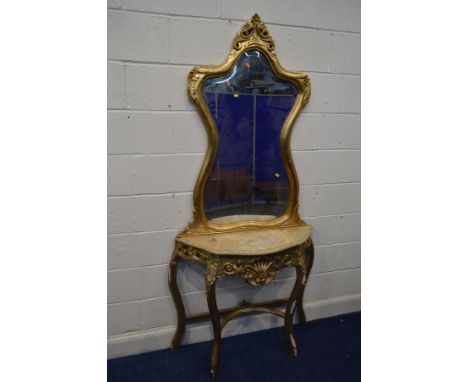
[[210, 367, 217, 379]]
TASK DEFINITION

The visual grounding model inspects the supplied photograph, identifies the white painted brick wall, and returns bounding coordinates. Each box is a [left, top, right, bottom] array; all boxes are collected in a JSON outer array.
[[107, 111, 206, 154], [108, 230, 179, 270], [294, 150, 361, 185], [292, 114, 360, 150], [108, 154, 203, 195], [125, 65, 194, 110], [108, 193, 193, 234], [107, 0, 360, 359], [107, 62, 126, 108], [108, 11, 170, 62], [122, 0, 218, 18]]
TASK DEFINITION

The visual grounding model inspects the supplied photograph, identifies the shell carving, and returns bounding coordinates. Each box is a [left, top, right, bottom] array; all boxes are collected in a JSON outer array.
[[242, 261, 276, 286]]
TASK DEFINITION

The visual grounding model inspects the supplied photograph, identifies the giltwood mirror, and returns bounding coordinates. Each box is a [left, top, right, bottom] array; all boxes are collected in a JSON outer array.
[[182, 14, 310, 236]]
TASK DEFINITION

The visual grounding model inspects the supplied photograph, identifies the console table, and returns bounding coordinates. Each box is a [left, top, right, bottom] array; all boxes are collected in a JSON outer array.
[[169, 225, 314, 377]]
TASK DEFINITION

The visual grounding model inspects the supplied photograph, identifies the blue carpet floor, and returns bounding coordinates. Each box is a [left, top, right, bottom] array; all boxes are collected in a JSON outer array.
[[108, 312, 360, 382]]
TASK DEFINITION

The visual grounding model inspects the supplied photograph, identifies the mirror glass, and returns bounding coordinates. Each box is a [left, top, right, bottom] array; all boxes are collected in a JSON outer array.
[[202, 49, 298, 224]]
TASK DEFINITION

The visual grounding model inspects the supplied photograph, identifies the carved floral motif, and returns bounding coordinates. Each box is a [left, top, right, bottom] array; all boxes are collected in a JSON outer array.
[[302, 76, 311, 107], [176, 239, 311, 287]]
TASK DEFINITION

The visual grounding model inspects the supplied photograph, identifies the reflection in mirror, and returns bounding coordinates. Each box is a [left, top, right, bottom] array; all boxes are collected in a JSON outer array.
[[202, 50, 298, 223]]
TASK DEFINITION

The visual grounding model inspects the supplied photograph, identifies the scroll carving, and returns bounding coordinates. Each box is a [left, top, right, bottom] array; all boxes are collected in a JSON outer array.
[[231, 13, 276, 54], [206, 258, 219, 287], [221, 251, 305, 286], [188, 69, 203, 103], [177, 239, 311, 287], [302, 76, 311, 107]]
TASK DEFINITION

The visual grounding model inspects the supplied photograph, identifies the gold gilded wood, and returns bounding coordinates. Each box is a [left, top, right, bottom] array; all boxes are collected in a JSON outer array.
[[184, 298, 289, 322], [285, 262, 306, 357], [170, 236, 313, 377], [182, 13, 311, 236], [176, 237, 311, 287], [220, 306, 285, 331], [168, 14, 316, 378], [168, 243, 186, 351], [297, 241, 315, 323]]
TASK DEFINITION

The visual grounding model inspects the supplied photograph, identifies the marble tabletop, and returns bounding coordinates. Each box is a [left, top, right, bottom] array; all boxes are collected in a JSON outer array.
[[177, 224, 311, 256]]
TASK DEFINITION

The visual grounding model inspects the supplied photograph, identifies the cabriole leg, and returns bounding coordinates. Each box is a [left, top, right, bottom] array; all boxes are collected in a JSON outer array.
[[168, 244, 186, 351], [297, 239, 314, 324], [285, 259, 306, 357], [206, 261, 221, 378]]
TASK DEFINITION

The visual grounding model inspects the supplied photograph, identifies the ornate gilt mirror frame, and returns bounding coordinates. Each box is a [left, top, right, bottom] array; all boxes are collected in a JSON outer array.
[[182, 13, 311, 236]]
